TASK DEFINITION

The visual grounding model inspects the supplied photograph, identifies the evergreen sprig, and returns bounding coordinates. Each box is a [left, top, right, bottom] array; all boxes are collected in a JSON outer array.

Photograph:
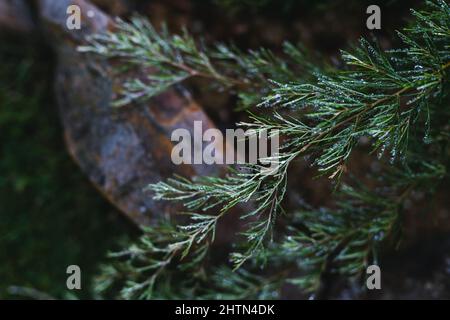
[[87, 0, 450, 299], [80, 19, 318, 109]]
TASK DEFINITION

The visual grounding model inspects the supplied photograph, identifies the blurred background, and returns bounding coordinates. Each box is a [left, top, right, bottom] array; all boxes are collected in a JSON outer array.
[[0, 36, 135, 299]]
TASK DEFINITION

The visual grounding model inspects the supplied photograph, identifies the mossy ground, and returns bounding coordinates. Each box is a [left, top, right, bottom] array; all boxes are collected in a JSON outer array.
[[0, 37, 135, 299]]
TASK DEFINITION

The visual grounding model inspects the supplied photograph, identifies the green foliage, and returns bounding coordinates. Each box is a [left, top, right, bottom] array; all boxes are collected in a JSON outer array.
[[88, 1, 450, 299], [94, 222, 283, 299], [80, 19, 318, 109]]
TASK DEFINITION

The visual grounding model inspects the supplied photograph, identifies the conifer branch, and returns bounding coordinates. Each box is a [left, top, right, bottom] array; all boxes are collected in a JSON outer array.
[[80, 19, 317, 109], [89, 0, 450, 299]]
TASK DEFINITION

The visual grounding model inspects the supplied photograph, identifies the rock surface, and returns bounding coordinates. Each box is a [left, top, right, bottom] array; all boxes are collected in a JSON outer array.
[[0, 0, 34, 33], [33, 0, 226, 225]]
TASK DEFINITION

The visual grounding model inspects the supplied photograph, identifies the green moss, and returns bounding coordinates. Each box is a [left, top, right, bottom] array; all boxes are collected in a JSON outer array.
[[0, 38, 134, 299]]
